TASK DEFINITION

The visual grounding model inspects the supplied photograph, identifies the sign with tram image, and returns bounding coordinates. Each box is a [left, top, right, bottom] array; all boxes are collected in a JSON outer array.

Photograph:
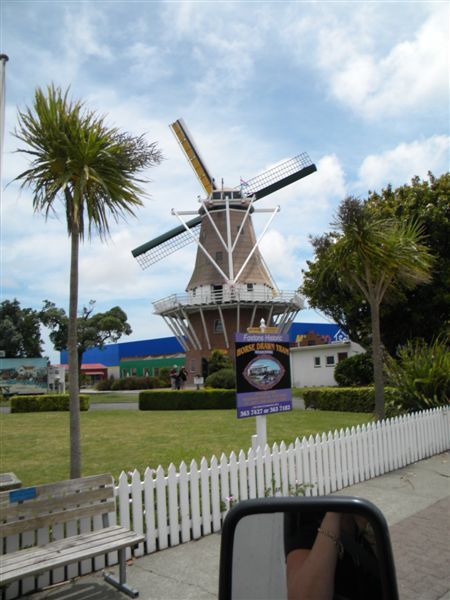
[[235, 332, 292, 419]]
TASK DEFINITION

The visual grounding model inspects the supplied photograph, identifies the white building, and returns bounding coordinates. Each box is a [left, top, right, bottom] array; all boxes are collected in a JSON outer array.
[[290, 340, 365, 388]]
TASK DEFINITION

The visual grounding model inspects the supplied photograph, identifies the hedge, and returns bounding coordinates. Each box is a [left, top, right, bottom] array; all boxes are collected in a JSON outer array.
[[302, 387, 401, 414], [139, 389, 235, 410], [10, 394, 90, 413]]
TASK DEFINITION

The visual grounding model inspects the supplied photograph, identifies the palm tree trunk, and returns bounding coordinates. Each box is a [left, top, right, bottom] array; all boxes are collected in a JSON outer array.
[[370, 299, 385, 421], [68, 223, 81, 479]]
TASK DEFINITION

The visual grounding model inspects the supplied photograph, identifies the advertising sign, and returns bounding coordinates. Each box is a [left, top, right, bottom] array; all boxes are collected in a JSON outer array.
[[0, 358, 48, 395], [235, 332, 292, 419]]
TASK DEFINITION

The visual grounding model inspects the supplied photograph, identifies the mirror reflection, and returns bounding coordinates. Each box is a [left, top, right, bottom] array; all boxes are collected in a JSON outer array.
[[232, 510, 383, 600]]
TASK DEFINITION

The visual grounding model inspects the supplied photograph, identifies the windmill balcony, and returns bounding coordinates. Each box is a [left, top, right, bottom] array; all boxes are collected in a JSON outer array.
[[152, 284, 304, 314]]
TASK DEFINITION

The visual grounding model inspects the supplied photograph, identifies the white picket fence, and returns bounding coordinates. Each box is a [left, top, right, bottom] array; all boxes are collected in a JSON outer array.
[[115, 406, 450, 559], [3, 407, 449, 598]]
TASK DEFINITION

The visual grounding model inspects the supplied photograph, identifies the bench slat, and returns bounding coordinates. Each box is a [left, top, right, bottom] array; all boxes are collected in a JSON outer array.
[[0, 527, 145, 585], [1, 500, 116, 537], [2, 487, 113, 521], [0, 474, 113, 509]]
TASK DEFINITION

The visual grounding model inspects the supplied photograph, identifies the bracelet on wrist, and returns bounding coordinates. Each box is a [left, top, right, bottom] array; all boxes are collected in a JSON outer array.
[[317, 527, 344, 559]]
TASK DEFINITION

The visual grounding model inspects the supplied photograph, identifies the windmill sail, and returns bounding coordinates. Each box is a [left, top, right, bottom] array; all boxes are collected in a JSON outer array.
[[132, 216, 201, 269], [241, 153, 316, 200], [170, 119, 216, 196]]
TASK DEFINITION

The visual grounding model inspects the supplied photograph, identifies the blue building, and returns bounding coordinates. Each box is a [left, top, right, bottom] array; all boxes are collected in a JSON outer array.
[[60, 323, 345, 379]]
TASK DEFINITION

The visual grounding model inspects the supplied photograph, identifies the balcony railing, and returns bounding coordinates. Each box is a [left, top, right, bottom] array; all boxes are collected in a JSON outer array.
[[153, 286, 304, 314]]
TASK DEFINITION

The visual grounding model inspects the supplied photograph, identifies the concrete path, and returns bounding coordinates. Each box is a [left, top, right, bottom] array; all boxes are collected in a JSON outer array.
[[26, 452, 450, 600]]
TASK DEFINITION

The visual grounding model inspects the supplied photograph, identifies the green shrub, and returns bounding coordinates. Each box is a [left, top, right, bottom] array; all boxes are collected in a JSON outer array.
[[385, 336, 450, 412], [208, 350, 233, 375], [334, 353, 373, 387], [205, 368, 236, 389], [302, 387, 400, 415], [10, 394, 90, 413], [95, 378, 113, 391], [111, 376, 155, 391], [158, 367, 171, 388], [139, 389, 235, 410]]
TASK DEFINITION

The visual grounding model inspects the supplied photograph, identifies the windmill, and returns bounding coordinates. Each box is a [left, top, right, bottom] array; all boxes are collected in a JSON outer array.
[[132, 119, 317, 378]]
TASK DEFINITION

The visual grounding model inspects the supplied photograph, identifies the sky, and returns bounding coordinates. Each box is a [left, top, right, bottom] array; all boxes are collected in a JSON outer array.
[[1, 0, 449, 364]]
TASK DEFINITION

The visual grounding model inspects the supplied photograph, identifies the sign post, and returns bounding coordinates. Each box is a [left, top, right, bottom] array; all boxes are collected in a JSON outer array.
[[235, 326, 292, 451]]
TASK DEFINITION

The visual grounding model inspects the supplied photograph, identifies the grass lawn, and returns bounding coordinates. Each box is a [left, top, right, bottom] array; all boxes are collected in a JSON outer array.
[[0, 409, 373, 487]]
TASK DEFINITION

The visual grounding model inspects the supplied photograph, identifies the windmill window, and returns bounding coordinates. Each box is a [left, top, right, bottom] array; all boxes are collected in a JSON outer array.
[[214, 319, 224, 333], [216, 251, 223, 262], [247, 283, 254, 292]]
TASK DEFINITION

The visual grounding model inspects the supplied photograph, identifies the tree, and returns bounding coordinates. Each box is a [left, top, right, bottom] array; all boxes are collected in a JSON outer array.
[[302, 197, 434, 420], [367, 173, 450, 350], [0, 299, 44, 357], [40, 300, 132, 370], [14, 85, 162, 478], [302, 173, 450, 352]]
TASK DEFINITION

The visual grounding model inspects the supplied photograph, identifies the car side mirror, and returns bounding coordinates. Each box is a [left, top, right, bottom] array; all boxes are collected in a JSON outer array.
[[219, 496, 399, 600]]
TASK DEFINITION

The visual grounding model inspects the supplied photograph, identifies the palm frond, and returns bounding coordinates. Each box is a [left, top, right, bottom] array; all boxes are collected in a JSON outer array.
[[14, 84, 163, 239]]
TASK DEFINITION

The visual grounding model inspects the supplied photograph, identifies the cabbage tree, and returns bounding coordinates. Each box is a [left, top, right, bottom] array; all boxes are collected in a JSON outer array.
[[305, 197, 434, 420], [14, 85, 162, 477]]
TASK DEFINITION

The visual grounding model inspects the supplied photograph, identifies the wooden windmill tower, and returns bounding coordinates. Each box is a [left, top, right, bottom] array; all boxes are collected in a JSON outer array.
[[132, 119, 317, 378]]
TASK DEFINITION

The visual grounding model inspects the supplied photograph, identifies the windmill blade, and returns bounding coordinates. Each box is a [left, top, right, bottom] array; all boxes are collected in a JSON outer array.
[[241, 153, 316, 200], [170, 119, 217, 196], [132, 216, 201, 269]]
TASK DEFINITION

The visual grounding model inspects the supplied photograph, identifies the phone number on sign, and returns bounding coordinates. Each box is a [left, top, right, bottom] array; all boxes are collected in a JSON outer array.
[[240, 405, 291, 418]]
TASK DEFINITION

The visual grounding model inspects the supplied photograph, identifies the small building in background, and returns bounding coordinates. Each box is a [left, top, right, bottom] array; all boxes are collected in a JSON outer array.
[[81, 363, 108, 386], [290, 340, 365, 388]]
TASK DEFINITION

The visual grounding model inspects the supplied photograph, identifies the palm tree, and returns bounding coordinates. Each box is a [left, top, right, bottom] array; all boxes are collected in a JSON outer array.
[[311, 197, 434, 420], [14, 85, 162, 478]]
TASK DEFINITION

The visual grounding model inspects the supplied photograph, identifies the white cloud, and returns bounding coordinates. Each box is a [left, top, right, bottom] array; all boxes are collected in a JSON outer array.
[[310, 4, 449, 118], [356, 135, 450, 191], [63, 4, 112, 62], [125, 43, 172, 84]]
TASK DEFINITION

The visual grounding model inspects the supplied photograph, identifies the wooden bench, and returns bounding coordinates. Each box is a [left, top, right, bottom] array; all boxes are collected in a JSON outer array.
[[0, 473, 145, 598]]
